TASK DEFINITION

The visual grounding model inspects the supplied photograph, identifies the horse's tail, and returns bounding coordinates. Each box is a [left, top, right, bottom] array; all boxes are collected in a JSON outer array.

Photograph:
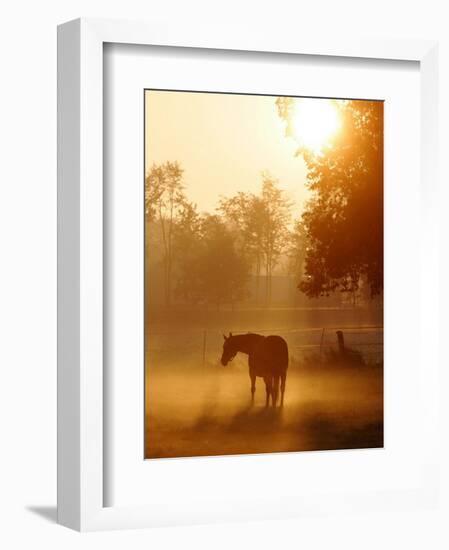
[[280, 370, 287, 406], [281, 338, 289, 370], [272, 374, 280, 406], [279, 340, 288, 406]]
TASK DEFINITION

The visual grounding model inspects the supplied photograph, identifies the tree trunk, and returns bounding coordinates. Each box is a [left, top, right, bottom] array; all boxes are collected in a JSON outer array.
[[157, 202, 171, 308], [255, 254, 261, 305], [265, 257, 269, 306]]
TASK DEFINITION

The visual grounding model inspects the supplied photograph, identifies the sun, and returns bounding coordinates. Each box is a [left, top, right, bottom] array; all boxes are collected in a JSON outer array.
[[291, 98, 340, 152]]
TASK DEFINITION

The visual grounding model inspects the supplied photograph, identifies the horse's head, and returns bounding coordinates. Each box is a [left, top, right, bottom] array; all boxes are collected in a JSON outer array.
[[221, 332, 237, 366]]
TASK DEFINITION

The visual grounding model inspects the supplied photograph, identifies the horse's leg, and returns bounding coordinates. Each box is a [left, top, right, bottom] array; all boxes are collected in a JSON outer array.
[[250, 372, 256, 404], [272, 375, 280, 407], [264, 377, 272, 407], [280, 372, 286, 407]]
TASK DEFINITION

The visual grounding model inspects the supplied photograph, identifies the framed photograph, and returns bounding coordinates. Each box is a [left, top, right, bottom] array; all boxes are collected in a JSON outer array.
[[57, 18, 439, 530], [143, 90, 384, 460]]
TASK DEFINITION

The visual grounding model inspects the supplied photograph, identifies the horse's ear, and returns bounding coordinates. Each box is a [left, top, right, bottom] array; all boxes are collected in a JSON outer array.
[[229, 332, 233, 338], [223, 334, 228, 341]]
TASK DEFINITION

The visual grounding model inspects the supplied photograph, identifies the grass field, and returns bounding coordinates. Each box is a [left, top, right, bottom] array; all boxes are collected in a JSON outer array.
[[145, 307, 383, 459], [145, 357, 383, 459]]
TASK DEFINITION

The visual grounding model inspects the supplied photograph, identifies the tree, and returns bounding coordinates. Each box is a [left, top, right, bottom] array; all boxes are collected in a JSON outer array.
[[259, 172, 292, 304], [219, 174, 292, 305], [192, 215, 249, 309], [218, 191, 265, 303], [173, 200, 202, 304], [145, 161, 186, 307], [276, 98, 383, 298], [286, 218, 307, 289]]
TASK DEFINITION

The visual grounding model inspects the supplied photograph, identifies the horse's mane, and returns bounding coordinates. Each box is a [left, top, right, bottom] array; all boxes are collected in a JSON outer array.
[[229, 333, 264, 354], [232, 332, 264, 342]]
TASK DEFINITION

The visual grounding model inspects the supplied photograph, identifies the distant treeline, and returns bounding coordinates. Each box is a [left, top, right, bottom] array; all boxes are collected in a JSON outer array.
[[145, 99, 383, 310]]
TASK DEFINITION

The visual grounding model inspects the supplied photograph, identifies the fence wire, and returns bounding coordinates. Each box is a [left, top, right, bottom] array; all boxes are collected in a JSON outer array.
[[146, 325, 383, 366]]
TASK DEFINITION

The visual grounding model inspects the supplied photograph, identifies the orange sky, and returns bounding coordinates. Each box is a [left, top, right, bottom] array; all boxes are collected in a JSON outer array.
[[145, 90, 310, 218]]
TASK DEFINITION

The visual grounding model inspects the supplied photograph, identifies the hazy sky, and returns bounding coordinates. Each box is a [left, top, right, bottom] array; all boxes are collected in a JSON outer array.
[[145, 90, 310, 218]]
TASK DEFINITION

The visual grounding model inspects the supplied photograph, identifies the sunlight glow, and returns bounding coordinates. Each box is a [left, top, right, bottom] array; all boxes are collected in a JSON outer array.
[[291, 99, 340, 152]]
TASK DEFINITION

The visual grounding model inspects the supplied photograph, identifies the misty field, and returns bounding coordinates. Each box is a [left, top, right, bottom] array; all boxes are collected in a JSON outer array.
[[144, 307, 383, 459], [144, 92, 384, 459]]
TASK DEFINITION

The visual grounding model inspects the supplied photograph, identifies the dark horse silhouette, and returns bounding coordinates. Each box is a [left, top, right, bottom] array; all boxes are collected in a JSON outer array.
[[221, 332, 288, 407]]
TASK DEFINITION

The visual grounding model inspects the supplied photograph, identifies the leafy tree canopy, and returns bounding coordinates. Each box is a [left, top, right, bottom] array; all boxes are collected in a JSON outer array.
[[276, 98, 383, 298]]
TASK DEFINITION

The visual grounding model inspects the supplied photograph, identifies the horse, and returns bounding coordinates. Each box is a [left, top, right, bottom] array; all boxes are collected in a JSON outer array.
[[220, 332, 288, 407]]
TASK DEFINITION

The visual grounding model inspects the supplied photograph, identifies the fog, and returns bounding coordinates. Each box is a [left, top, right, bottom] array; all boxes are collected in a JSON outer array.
[[145, 308, 383, 459], [143, 91, 384, 459]]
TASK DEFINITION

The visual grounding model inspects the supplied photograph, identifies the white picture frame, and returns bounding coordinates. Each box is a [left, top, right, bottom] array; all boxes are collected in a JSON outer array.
[[57, 17, 439, 531]]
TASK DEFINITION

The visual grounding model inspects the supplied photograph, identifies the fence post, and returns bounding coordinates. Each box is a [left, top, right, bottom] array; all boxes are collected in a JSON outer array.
[[319, 328, 325, 364], [202, 330, 207, 367], [336, 330, 345, 354]]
